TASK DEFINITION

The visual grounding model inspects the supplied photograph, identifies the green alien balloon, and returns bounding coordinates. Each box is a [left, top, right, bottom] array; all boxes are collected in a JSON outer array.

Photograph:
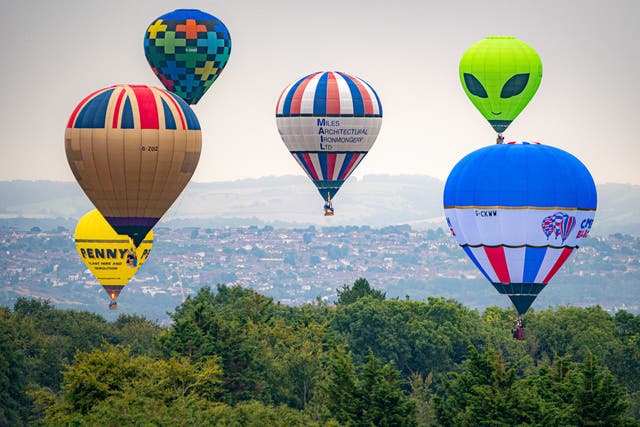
[[459, 36, 542, 135]]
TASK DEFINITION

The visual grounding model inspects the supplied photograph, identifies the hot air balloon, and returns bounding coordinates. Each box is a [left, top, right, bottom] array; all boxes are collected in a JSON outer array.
[[459, 36, 542, 141], [75, 209, 153, 309], [443, 142, 596, 317], [65, 84, 201, 247], [144, 9, 232, 105], [276, 71, 382, 215]]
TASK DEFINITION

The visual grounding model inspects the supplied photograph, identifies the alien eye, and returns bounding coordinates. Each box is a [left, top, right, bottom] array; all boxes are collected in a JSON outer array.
[[463, 73, 488, 98], [501, 73, 530, 98]]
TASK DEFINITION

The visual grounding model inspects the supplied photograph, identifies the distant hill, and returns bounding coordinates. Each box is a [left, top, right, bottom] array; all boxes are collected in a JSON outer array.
[[1, 177, 638, 235]]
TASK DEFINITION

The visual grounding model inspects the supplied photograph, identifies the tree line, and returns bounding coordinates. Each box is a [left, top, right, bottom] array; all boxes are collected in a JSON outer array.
[[1, 278, 639, 426]]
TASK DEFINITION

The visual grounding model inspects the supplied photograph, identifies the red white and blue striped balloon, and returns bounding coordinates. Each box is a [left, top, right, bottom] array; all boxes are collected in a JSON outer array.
[[443, 142, 597, 315], [276, 71, 382, 203]]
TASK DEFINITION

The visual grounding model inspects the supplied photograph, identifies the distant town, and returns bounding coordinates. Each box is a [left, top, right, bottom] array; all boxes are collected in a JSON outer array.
[[2, 224, 639, 322]]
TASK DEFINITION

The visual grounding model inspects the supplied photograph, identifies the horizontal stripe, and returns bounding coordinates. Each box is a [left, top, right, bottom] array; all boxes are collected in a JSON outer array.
[[492, 283, 546, 294], [461, 243, 578, 250], [75, 239, 153, 244], [289, 150, 369, 154], [444, 205, 596, 211], [276, 113, 381, 118], [75, 239, 131, 244], [105, 217, 159, 226]]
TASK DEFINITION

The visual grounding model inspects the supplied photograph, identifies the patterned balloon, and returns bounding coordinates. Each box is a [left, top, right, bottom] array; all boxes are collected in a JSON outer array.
[[65, 84, 201, 247], [443, 142, 596, 315], [75, 209, 153, 309], [144, 9, 231, 104], [459, 36, 542, 135], [276, 71, 382, 213]]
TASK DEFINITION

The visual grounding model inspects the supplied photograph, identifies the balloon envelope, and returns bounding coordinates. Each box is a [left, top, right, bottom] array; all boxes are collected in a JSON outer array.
[[276, 71, 382, 204], [144, 9, 231, 104], [443, 142, 596, 315], [459, 36, 542, 134], [75, 209, 153, 304], [65, 84, 201, 246]]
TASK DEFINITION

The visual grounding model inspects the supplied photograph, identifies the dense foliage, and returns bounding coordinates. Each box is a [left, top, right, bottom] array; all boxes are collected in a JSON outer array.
[[1, 279, 639, 426]]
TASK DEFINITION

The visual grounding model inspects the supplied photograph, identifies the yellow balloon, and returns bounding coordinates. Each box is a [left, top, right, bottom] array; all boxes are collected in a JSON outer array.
[[74, 209, 153, 309]]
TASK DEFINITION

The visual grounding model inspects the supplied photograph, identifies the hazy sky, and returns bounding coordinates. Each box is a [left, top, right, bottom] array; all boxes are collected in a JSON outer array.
[[2, 0, 639, 185]]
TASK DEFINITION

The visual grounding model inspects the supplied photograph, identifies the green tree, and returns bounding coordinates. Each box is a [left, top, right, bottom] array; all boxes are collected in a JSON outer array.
[[435, 345, 541, 427], [571, 353, 629, 426], [527, 356, 574, 426], [323, 348, 416, 426], [250, 319, 328, 409], [332, 296, 479, 377], [527, 306, 621, 365], [358, 350, 416, 427], [12, 298, 113, 391], [40, 345, 224, 423], [336, 277, 385, 305], [408, 371, 435, 427], [110, 314, 161, 356], [0, 307, 30, 426], [157, 285, 276, 404], [323, 347, 359, 423]]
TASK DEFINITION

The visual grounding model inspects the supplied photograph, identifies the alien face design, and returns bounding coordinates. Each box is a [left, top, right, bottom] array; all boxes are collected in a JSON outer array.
[[459, 36, 542, 133]]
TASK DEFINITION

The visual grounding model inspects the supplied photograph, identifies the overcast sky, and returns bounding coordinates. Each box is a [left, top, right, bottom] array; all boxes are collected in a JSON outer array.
[[2, 0, 639, 185]]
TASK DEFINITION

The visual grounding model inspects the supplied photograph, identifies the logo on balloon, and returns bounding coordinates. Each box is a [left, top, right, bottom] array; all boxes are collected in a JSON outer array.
[[541, 212, 576, 244]]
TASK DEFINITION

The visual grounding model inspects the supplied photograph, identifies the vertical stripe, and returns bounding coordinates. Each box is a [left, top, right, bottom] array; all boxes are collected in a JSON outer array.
[[300, 74, 321, 115], [504, 246, 525, 283], [325, 72, 340, 115], [468, 246, 499, 282], [289, 73, 318, 115], [281, 73, 314, 115], [121, 97, 134, 129], [165, 92, 188, 130], [309, 153, 323, 180], [282, 80, 303, 115], [462, 246, 493, 282], [67, 87, 111, 128], [161, 98, 177, 130], [132, 86, 159, 129], [349, 154, 366, 176], [326, 153, 337, 180], [111, 88, 126, 128], [533, 248, 563, 283], [319, 152, 328, 180], [542, 247, 574, 283], [343, 73, 374, 115], [333, 153, 347, 180], [313, 73, 329, 115], [484, 246, 511, 283], [523, 246, 547, 283], [300, 153, 319, 180], [339, 73, 364, 115], [293, 153, 314, 179], [338, 152, 360, 180], [275, 86, 290, 114], [362, 79, 383, 116], [74, 89, 115, 128], [335, 74, 354, 115]]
